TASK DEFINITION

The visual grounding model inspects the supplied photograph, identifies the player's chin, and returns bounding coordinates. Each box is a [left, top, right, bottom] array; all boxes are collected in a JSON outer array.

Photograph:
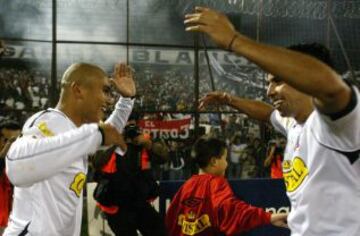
[[277, 109, 285, 116], [277, 107, 289, 117], [98, 111, 105, 122], [90, 111, 104, 123]]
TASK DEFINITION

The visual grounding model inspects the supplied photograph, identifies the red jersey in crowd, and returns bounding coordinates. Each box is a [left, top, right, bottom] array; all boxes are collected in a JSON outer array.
[[0, 173, 12, 227], [165, 174, 271, 236]]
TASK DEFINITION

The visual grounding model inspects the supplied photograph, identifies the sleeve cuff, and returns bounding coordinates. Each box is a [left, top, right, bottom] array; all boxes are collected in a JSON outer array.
[[264, 211, 272, 225]]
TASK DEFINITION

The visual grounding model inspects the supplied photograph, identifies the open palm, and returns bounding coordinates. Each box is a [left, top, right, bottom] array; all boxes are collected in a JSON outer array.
[[111, 63, 136, 98]]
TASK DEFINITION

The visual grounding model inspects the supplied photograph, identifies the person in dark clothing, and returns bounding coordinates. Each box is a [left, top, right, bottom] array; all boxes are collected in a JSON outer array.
[[92, 115, 169, 236], [248, 138, 267, 178]]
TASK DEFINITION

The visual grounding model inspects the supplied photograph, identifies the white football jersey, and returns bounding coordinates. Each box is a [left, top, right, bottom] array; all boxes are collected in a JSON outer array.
[[5, 97, 133, 236], [270, 86, 360, 236]]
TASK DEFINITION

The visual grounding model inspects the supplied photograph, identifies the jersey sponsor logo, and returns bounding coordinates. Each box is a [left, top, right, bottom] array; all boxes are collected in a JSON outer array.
[[37, 122, 54, 137], [178, 212, 211, 235], [283, 157, 309, 192], [70, 172, 86, 197], [266, 206, 290, 214], [182, 197, 203, 208]]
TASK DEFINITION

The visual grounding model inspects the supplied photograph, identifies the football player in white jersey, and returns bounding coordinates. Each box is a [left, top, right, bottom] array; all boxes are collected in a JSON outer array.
[[4, 63, 136, 236], [186, 7, 360, 236]]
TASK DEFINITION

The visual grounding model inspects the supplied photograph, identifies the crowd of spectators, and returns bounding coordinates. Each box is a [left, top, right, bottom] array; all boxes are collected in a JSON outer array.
[[131, 64, 267, 112], [132, 66, 195, 111], [0, 66, 50, 123], [133, 111, 282, 180], [0, 61, 264, 114]]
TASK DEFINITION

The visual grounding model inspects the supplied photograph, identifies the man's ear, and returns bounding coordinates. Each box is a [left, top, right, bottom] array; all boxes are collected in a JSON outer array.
[[209, 157, 218, 167], [70, 81, 83, 99]]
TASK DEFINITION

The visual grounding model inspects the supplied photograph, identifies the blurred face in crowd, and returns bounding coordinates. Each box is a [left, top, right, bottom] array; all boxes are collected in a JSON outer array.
[[233, 136, 241, 145], [253, 138, 261, 148], [212, 148, 228, 177], [0, 128, 21, 150], [266, 74, 311, 119]]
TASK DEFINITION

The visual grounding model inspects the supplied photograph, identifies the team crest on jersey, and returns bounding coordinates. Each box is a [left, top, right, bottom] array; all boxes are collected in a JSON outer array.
[[178, 212, 211, 235], [70, 172, 86, 197], [37, 122, 54, 137], [283, 157, 309, 192]]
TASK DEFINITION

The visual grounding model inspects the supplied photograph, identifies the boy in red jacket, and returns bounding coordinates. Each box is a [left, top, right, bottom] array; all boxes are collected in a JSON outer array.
[[165, 136, 287, 236]]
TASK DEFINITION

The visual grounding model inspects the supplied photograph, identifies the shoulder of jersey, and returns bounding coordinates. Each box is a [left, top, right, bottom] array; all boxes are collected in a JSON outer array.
[[23, 110, 72, 137]]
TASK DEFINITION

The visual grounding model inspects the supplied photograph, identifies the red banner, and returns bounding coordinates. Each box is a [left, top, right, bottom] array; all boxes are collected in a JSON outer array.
[[138, 118, 191, 139]]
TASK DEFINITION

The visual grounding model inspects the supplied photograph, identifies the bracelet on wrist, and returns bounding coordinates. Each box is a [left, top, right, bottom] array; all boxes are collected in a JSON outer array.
[[227, 34, 238, 51]]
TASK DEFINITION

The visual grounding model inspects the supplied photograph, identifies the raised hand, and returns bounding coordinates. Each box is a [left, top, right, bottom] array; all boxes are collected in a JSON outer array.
[[270, 213, 288, 228], [184, 7, 237, 49], [198, 91, 232, 110], [111, 63, 136, 98]]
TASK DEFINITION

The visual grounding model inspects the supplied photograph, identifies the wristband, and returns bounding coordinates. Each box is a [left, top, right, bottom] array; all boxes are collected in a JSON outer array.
[[227, 34, 238, 51]]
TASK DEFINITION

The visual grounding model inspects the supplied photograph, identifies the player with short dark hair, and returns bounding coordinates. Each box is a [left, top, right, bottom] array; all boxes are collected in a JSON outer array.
[[186, 7, 360, 235]]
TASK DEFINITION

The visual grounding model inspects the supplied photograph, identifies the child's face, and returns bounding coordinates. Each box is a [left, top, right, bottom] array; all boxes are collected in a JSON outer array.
[[214, 149, 228, 176]]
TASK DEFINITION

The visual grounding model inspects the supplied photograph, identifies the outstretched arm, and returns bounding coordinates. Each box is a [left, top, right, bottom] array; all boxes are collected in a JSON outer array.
[[199, 91, 274, 122], [185, 7, 351, 115], [212, 178, 287, 234]]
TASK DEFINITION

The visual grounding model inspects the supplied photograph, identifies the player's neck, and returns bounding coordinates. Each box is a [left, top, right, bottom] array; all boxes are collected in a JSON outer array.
[[294, 102, 314, 124], [199, 167, 220, 176], [55, 101, 82, 127]]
